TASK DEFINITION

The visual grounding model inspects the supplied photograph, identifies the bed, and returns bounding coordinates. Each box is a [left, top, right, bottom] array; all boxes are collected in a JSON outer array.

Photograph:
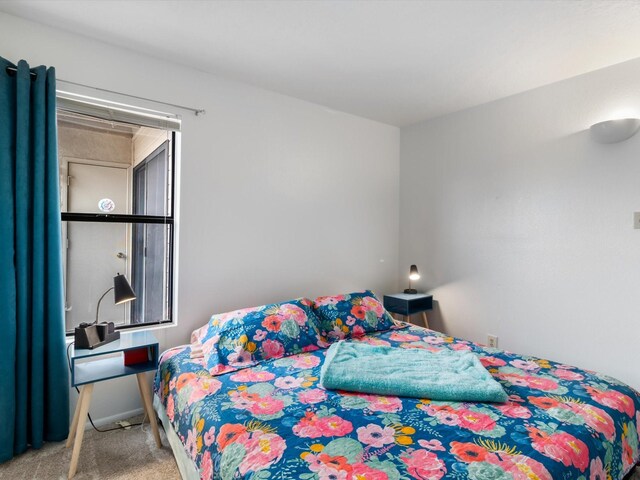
[[154, 319, 640, 480]]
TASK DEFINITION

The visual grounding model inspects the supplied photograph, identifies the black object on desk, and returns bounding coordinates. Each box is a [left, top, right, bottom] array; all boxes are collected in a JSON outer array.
[[74, 321, 120, 349]]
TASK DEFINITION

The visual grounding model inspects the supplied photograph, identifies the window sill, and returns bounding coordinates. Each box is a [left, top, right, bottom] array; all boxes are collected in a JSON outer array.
[[65, 320, 176, 339]]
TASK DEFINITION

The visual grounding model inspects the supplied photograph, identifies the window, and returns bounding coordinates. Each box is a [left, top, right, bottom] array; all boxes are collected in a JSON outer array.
[[58, 93, 179, 333]]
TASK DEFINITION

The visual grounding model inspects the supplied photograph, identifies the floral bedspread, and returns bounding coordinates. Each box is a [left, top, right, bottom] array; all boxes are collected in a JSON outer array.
[[154, 324, 640, 480]]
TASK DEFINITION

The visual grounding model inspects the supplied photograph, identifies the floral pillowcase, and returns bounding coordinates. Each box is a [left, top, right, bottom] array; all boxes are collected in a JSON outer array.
[[191, 298, 325, 376], [312, 290, 396, 342]]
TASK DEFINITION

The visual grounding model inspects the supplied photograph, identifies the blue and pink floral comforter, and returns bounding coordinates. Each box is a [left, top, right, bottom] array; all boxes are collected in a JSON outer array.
[[154, 324, 640, 480]]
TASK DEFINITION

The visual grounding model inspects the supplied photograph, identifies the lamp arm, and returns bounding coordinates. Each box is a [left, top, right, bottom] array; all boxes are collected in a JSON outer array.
[[95, 286, 114, 324]]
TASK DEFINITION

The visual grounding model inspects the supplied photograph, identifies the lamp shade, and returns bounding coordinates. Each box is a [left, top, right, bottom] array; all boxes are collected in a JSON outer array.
[[113, 273, 136, 305], [409, 265, 420, 281]]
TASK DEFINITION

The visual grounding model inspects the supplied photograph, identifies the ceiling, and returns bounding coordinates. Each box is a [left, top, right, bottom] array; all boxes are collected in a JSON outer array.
[[2, 0, 640, 126]]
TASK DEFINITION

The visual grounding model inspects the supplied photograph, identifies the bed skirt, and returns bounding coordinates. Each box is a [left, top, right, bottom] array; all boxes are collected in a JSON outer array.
[[153, 394, 199, 480]]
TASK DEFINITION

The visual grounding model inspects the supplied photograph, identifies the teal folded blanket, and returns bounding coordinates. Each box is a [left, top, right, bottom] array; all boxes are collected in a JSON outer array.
[[320, 341, 507, 403]]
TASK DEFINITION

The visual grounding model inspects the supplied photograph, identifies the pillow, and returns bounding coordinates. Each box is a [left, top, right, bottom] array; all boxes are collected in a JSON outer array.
[[312, 290, 396, 341], [191, 298, 325, 376]]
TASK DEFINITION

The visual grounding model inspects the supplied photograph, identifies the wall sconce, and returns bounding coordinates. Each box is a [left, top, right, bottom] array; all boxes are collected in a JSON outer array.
[[590, 118, 640, 144]]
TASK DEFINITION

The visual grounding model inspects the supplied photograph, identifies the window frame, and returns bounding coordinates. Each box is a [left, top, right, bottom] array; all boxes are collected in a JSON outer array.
[[60, 125, 178, 336]]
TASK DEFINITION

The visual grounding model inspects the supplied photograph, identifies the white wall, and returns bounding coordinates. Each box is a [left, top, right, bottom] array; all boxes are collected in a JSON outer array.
[[401, 57, 640, 389], [0, 12, 399, 423]]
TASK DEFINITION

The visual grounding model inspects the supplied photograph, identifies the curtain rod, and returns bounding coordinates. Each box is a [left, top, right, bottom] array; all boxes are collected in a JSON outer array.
[[5, 65, 37, 78], [4, 66, 206, 116]]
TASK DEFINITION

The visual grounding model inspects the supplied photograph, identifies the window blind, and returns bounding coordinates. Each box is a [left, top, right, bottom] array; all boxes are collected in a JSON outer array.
[[56, 92, 181, 132]]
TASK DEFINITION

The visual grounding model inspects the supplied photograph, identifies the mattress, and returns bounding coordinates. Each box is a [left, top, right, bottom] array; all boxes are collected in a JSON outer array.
[[154, 323, 640, 480]]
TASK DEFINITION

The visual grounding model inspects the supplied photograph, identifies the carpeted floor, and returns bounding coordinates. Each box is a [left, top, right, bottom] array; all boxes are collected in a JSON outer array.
[[0, 416, 180, 479]]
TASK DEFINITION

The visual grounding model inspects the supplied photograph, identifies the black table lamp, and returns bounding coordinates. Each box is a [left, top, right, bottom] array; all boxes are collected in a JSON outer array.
[[404, 264, 420, 294], [96, 273, 137, 323], [75, 273, 136, 349]]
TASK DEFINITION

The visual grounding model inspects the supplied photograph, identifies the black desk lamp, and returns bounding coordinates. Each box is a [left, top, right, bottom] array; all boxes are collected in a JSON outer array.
[[75, 273, 136, 349], [404, 265, 420, 294], [95, 273, 136, 324]]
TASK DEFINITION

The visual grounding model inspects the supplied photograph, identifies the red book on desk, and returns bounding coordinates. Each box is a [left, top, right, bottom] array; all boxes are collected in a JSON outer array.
[[124, 347, 150, 366]]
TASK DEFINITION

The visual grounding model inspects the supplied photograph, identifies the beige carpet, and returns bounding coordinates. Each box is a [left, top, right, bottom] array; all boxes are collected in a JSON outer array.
[[0, 416, 180, 480]]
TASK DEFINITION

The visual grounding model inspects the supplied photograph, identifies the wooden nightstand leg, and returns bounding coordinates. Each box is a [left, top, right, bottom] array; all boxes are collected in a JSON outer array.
[[421, 311, 430, 329], [68, 383, 94, 479], [66, 387, 85, 448], [136, 372, 162, 448]]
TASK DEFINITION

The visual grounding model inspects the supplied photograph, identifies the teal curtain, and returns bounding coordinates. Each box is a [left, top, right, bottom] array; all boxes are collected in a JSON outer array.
[[0, 57, 69, 462]]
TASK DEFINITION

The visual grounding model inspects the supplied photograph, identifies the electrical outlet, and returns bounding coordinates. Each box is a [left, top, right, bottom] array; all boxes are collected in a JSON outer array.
[[634, 212, 640, 230], [487, 335, 498, 348], [116, 420, 132, 430]]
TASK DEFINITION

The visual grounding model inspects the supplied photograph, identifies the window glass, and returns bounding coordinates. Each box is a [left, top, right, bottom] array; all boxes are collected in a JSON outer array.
[[59, 111, 172, 217], [58, 106, 176, 333]]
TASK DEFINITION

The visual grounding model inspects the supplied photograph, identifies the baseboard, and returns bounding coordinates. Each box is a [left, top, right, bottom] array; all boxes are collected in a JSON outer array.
[[82, 407, 145, 429]]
